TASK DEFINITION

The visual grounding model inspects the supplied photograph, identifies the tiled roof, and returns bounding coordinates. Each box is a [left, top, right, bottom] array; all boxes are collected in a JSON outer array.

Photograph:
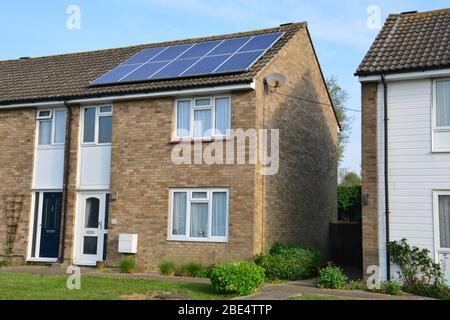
[[356, 9, 450, 76], [0, 23, 305, 106]]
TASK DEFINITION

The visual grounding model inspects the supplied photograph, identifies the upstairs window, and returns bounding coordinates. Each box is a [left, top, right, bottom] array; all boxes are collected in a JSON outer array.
[[82, 106, 113, 144], [37, 109, 67, 146], [174, 97, 231, 139], [436, 80, 450, 128]]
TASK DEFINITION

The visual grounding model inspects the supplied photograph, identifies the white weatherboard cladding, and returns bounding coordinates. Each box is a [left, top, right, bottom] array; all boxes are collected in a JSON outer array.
[[33, 147, 65, 189], [376, 79, 450, 284], [79, 145, 111, 189]]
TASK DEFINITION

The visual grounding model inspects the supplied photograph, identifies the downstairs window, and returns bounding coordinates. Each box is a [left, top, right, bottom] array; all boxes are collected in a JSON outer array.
[[169, 188, 229, 242]]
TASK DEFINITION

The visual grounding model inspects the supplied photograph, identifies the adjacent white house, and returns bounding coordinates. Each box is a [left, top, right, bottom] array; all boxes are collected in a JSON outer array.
[[356, 9, 450, 283]]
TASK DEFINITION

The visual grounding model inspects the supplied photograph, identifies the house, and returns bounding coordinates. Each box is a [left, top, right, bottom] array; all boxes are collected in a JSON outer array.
[[356, 9, 450, 283], [0, 23, 338, 271]]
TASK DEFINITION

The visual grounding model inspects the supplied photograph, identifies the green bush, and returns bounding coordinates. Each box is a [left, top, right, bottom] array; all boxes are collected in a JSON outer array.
[[337, 185, 361, 221], [388, 239, 444, 287], [403, 282, 450, 300], [159, 261, 176, 276], [255, 243, 320, 280], [119, 257, 136, 274], [379, 281, 402, 296], [316, 266, 348, 289], [180, 262, 203, 277], [210, 261, 265, 296], [0, 260, 9, 268], [344, 280, 368, 291], [193, 267, 212, 279]]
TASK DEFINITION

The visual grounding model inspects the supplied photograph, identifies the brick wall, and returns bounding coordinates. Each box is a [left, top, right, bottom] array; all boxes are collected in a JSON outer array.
[[107, 92, 258, 271], [254, 27, 338, 258], [0, 108, 35, 257], [361, 82, 379, 276]]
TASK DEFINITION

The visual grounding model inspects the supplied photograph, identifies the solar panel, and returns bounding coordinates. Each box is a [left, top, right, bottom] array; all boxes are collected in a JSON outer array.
[[90, 31, 284, 86]]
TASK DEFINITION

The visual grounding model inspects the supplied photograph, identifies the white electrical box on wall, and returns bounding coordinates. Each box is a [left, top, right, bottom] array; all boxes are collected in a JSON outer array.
[[118, 234, 138, 254]]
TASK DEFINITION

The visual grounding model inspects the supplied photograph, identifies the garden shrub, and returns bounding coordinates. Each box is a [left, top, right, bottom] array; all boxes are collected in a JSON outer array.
[[119, 257, 136, 274], [210, 261, 265, 296], [403, 282, 450, 300], [255, 243, 320, 280], [193, 267, 212, 279], [180, 262, 202, 277], [344, 280, 368, 291], [316, 266, 348, 289], [387, 239, 444, 286], [337, 185, 362, 221], [159, 261, 176, 276], [379, 281, 402, 296]]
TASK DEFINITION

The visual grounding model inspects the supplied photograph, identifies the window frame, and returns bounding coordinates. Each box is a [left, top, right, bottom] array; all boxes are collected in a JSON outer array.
[[36, 108, 67, 148], [80, 105, 113, 146], [168, 188, 229, 243], [173, 96, 231, 141], [432, 79, 450, 152], [433, 190, 450, 254]]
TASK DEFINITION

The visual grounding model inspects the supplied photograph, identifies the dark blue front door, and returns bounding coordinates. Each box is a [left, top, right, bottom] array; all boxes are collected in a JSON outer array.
[[39, 193, 62, 258]]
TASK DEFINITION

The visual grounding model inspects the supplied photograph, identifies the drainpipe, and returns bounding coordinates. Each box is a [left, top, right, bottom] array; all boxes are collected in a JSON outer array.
[[59, 102, 72, 263], [381, 75, 391, 281]]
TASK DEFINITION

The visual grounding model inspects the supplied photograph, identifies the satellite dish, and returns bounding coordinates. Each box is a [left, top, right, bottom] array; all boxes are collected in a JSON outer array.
[[265, 72, 287, 88]]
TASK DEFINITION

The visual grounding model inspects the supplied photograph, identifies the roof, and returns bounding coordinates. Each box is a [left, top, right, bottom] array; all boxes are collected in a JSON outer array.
[[0, 23, 305, 106], [356, 9, 450, 76]]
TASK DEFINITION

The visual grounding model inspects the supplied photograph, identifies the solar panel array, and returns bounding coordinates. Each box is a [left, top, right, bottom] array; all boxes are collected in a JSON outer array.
[[91, 32, 284, 86]]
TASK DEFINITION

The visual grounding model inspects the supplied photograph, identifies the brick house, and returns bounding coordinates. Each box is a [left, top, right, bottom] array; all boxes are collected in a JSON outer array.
[[356, 9, 450, 283], [0, 23, 338, 271]]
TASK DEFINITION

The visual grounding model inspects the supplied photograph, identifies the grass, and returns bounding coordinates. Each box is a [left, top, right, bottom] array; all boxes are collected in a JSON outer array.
[[289, 294, 355, 300], [0, 273, 234, 300]]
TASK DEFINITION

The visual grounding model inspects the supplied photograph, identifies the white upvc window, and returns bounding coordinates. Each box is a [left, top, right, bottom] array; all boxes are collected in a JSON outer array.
[[433, 79, 450, 152], [81, 105, 113, 145], [37, 108, 67, 146], [169, 188, 229, 242], [173, 96, 231, 140], [434, 190, 450, 253]]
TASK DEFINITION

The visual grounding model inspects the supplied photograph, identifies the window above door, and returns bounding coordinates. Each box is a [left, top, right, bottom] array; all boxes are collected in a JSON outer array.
[[433, 80, 450, 152], [82, 105, 113, 145], [37, 108, 67, 147]]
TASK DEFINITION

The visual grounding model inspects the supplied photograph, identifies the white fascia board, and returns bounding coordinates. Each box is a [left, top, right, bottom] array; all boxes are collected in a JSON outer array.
[[358, 68, 450, 83], [0, 82, 255, 109]]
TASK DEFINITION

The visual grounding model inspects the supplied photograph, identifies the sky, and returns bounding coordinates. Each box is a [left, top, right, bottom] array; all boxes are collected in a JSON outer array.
[[1, 0, 448, 172]]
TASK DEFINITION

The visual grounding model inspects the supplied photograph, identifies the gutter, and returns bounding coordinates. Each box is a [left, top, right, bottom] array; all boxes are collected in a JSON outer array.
[[0, 82, 256, 109], [59, 101, 72, 263], [381, 75, 391, 281]]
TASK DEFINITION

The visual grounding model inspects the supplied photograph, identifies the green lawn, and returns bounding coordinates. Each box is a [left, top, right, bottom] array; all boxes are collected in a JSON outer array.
[[0, 273, 233, 300]]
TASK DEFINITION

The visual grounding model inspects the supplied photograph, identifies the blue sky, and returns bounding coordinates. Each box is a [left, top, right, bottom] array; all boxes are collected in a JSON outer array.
[[1, 0, 448, 172]]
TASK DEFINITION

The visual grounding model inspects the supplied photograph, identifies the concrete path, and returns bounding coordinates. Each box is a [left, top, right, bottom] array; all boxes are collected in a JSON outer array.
[[235, 279, 433, 300]]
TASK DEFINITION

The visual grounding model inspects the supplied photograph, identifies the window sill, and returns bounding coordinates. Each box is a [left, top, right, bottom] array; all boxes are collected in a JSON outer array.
[[167, 237, 228, 244], [170, 136, 232, 144]]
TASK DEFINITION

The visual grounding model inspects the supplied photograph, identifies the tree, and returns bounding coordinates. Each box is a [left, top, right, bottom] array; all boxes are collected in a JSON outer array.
[[340, 170, 361, 186], [326, 76, 352, 168]]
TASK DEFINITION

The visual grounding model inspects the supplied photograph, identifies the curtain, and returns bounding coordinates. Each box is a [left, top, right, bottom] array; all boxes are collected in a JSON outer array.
[[215, 98, 230, 135], [172, 192, 187, 236], [54, 110, 67, 144], [212, 192, 227, 237], [177, 101, 191, 137], [194, 109, 212, 138], [83, 108, 96, 142], [99, 116, 112, 143], [439, 195, 450, 248], [38, 120, 52, 145], [437, 81, 450, 127], [190, 203, 208, 238]]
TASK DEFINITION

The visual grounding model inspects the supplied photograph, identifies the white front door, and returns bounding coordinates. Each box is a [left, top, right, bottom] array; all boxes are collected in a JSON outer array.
[[74, 192, 108, 266]]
